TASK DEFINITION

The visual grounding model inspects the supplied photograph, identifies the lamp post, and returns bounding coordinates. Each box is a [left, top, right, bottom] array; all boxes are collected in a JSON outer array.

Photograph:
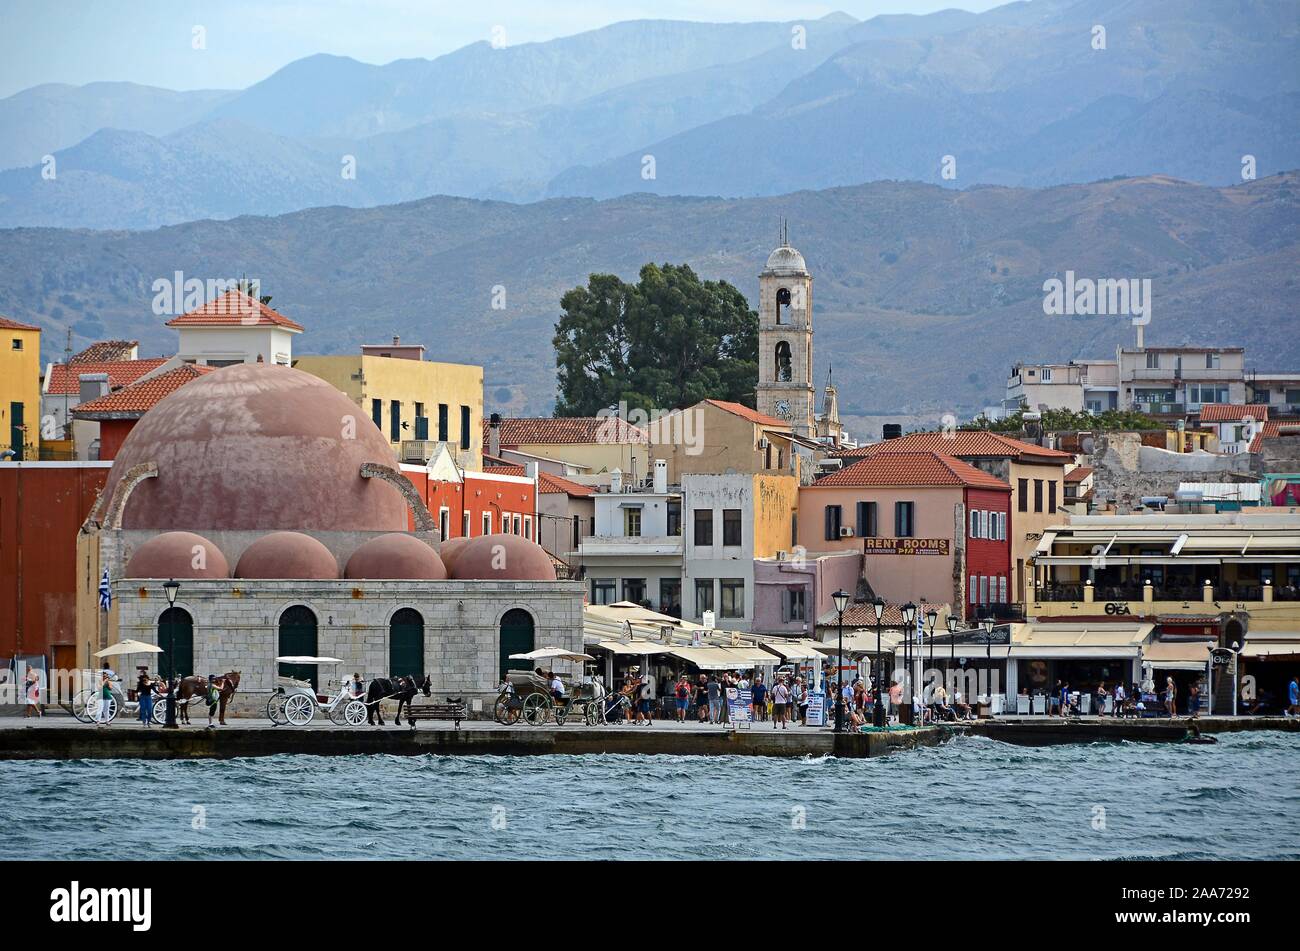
[[981, 616, 996, 713], [925, 607, 938, 677], [947, 614, 959, 669], [872, 596, 886, 727], [832, 589, 850, 733], [162, 578, 180, 729], [900, 601, 917, 723]]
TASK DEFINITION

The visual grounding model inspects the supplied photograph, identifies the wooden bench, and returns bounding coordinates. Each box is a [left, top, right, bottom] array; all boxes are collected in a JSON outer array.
[[405, 701, 467, 731]]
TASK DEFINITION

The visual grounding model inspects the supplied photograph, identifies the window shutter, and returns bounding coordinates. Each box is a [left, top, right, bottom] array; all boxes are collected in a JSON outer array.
[[825, 505, 835, 541], [856, 501, 867, 537]]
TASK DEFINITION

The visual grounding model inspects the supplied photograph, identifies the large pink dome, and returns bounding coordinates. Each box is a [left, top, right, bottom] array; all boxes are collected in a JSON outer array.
[[450, 533, 557, 581], [125, 531, 229, 579], [102, 363, 408, 532], [345, 533, 446, 580], [235, 531, 339, 580]]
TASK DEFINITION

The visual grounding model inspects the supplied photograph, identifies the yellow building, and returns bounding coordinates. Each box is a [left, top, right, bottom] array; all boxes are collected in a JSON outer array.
[[295, 347, 483, 470], [485, 416, 650, 477], [654, 399, 813, 485], [0, 317, 41, 460]]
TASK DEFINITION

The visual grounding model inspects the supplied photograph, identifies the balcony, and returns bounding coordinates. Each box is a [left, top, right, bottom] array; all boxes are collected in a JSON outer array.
[[973, 602, 1025, 622], [579, 535, 684, 560]]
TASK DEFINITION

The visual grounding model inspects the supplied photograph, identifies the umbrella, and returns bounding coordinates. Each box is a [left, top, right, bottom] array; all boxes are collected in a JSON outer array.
[[94, 639, 164, 658], [275, 656, 344, 664], [508, 647, 595, 663]]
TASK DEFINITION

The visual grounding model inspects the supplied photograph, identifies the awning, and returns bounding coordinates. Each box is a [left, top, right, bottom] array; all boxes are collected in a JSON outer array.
[[667, 646, 747, 670], [1010, 623, 1153, 658], [1142, 640, 1213, 670], [586, 639, 674, 656], [1242, 633, 1300, 659], [758, 639, 824, 661], [717, 645, 777, 665]]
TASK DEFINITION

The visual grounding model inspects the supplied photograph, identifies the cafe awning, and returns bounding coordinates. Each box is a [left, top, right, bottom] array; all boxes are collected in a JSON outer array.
[[1242, 633, 1300, 659], [1142, 639, 1213, 670], [667, 646, 747, 670], [759, 639, 824, 661], [1009, 622, 1154, 659], [588, 638, 674, 656]]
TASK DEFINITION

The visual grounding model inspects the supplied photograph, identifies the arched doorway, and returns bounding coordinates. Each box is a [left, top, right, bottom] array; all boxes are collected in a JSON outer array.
[[389, 608, 424, 678], [157, 607, 193, 681], [278, 605, 318, 687], [499, 608, 535, 681]]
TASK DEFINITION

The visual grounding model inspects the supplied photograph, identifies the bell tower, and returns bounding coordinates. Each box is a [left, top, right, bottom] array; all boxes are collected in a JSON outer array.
[[756, 224, 815, 438]]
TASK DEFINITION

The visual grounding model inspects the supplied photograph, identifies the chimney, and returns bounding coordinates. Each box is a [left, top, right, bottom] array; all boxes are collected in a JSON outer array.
[[489, 412, 500, 458], [653, 458, 667, 494], [610, 468, 623, 494], [882, 423, 902, 440], [78, 372, 110, 405]]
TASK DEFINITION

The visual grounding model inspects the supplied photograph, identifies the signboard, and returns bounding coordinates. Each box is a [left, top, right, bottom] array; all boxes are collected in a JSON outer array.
[[727, 687, 752, 724], [702, 610, 716, 629], [862, 538, 950, 556], [806, 694, 825, 726]]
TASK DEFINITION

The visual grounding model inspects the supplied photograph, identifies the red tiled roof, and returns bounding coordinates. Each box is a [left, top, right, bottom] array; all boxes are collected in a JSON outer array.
[[0, 315, 40, 332], [45, 358, 168, 396], [702, 399, 788, 428], [483, 464, 527, 477], [484, 416, 649, 446], [538, 471, 595, 497], [1065, 466, 1094, 483], [837, 430, 1073, 461], [70, 340, 137, 363], [812, 451, 1011, 490], [1249, 419, 1300, 453], [164, 290, 304, 332], [72, 364, 214, 418], [1198, 404, 1268, 423]]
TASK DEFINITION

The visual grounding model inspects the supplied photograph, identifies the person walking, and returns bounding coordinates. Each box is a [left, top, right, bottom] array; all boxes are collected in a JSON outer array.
[[792, 676, 807, 726], [23, 667, 41, 719], [706, 674, 722, 724], [674, 674, 691, 723], [1095, 682, 1108, 718], [136, 667, 154, 727], [771, 676, 790, 729], [751, 673, 767, 723], [1287, 677, 1300, 717], [1165, 676, 1177, 718], [96, 671, 114, 727], [205, 675, 223, 728]]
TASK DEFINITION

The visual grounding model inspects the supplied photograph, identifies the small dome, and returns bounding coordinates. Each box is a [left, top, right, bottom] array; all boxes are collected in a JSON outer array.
[[450, 533, 557, 582], [345, 533, 446, 580], [438, 536, 471, 575], [235, 531, 338, 580], [125, 531, 229, 579], [763, 245, 807, 276]]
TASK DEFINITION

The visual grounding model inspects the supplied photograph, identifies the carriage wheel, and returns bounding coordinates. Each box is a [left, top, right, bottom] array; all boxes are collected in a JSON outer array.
[[522, 693, 547, 725], [151, 697, 167, 725], [494, 696, 519, 726], [584, 702, 599, 726], [328, 701, 349, 725], [343, 700, 367, 726], [283, 694, 314, 726], [99, 696, 119, 723], [266, 694, 288, 725], [71, 689, 96, 723], [554, 703, 568, 726]]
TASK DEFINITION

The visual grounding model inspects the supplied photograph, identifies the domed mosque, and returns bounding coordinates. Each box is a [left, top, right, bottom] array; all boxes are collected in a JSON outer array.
[[84, 362, 583, 715]]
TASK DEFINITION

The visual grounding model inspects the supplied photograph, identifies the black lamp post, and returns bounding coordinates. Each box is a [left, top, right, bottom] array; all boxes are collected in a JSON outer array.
[[162, 579, 180, 729], [925, 608, 938, 678], [872, 596, 886, 726], [947, 614, 959, 669], [981, 616, 996, 712], [900, 601, 917, 723], [832, 589, 850, 732]]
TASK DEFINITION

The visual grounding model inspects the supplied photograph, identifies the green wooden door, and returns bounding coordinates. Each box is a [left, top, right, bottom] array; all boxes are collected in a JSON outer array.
[[158, 607, 193, 681], [499, 609, 535, 681], [278, 605, 319, 687], [389, 608, 424, 678]]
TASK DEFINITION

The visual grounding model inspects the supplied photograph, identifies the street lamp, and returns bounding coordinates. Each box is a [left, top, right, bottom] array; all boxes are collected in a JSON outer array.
[[901, 601, 917, 723], [832, 589, 850, 733], [981, 616, 996, 711], [872, 596, 886, 727], [925, 608, 938, 675], [946, 614, 959, 668], [162, 579, 181, 729]]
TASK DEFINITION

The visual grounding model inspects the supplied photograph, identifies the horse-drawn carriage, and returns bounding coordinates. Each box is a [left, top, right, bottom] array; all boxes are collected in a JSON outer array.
[[493, 669, 607, 726], [266, 656, 368, 726]]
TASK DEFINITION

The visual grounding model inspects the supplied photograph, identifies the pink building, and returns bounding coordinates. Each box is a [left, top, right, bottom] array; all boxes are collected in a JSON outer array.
[[752, 548, 860, 636], [796, 451, 1012, 621]]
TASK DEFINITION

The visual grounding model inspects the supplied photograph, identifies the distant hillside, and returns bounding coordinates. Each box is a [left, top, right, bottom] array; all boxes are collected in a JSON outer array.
[[2, 172, 1295, 437], [0, 0, 1296, 228]]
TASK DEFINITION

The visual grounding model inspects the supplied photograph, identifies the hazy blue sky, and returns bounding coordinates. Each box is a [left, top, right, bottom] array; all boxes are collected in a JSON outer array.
[[0, 0, 1006, 98]]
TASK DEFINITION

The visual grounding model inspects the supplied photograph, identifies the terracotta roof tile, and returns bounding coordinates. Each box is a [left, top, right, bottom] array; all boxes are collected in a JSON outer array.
[[1249, 418, 1300, 453], [0, 315, 41, 332], [164, 290, 304, 332], [69, 340, 137, 363], [702, 399, 787, 428], [812, 451, 1011, 490], [1065, 466, 1094, 482], [45, 358, 169, 396], [538, 471, 595, 497], [1198, 403, 1268, 423], [483, 464, 527, 477], [484, 416, 649, 446], [837, 430, 1073, 461], [72, 364, 214, 417]]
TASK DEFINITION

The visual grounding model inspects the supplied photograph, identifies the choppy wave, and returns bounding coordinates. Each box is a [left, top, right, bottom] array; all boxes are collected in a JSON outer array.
[[0, 731, 1296, 860]]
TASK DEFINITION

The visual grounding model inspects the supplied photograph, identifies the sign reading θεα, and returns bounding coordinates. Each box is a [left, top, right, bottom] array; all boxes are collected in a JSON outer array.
[[862, 538, 950, 555]]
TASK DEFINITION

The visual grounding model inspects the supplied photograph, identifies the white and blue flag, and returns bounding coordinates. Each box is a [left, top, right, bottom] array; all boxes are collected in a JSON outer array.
[[98, 568, 111, 611]]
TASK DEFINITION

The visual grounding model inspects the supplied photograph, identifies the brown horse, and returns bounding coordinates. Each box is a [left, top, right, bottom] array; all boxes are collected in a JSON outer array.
[[175, 671, 241, 724]]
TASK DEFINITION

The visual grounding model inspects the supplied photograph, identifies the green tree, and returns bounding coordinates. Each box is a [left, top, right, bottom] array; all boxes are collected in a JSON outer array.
[[553, 263, 757, 416], [959, 406, 1164, 433]]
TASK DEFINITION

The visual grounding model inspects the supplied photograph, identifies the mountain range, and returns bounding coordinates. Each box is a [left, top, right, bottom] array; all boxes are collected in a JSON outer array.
[[1, 0, 1296, 229], [2, 171, 1295, 436]]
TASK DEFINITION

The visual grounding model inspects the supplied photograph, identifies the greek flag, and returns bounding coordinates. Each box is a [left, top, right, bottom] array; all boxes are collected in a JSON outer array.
[[98, 569, 111, 611]]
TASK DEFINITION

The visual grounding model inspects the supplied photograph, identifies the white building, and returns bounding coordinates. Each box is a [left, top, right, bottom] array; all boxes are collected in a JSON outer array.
[[167, 289, 302, 367], [681, 473, 759, 631]]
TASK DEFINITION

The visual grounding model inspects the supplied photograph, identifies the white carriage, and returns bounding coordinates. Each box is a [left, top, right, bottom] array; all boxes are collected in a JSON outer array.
[[266, 656, 369, 726]]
